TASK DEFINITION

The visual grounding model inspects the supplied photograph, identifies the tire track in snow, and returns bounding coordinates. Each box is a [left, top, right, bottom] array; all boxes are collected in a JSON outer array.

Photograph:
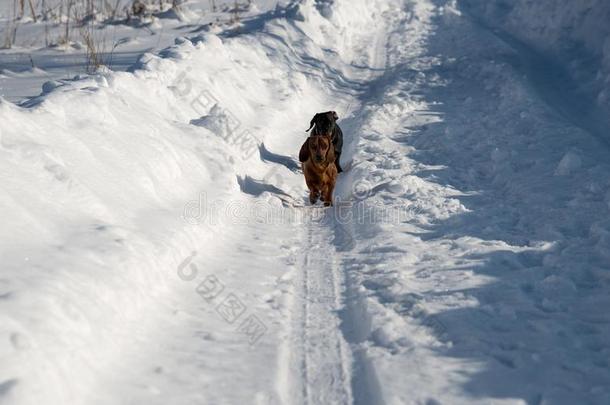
[[290, 210, 353, 405]]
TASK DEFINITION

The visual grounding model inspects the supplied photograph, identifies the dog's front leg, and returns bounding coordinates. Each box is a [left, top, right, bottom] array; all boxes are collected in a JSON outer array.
[[309, 189, 320, 205], [322, 183, 333, 207], [304, 171, 319, 205]]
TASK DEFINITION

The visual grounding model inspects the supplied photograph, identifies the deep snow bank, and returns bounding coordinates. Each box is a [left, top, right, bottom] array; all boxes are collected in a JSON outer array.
[[460, 0, 610, 130]]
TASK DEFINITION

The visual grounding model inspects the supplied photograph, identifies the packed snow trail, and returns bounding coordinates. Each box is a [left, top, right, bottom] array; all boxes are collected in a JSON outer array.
[[2, 0, 610, 404], [287, 213, 352, 404]]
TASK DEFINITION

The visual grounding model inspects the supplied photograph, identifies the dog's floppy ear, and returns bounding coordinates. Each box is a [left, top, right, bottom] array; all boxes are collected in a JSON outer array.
[[299, 138, 310, 162], [305, 114, 318, 132]]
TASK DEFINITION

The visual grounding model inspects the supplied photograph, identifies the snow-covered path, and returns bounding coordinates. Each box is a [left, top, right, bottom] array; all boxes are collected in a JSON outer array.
[[287, 216, 352, 404], [2, 0, 610, 404]]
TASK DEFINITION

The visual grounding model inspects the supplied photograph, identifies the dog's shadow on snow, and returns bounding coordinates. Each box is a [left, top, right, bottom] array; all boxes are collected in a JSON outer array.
[[236, 174, 292, 199], [237, 144, 302, 202], [259, 143, 301, 173]]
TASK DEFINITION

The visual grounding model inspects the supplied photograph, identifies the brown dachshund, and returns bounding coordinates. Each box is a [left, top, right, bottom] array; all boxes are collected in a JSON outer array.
[[299, 134, 337, 206]]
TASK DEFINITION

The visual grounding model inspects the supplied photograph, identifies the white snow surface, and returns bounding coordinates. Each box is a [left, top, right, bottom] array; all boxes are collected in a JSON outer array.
[[1, 0, 610, 404], [462, 0, 610, 141], [0, 0, 285, 102]]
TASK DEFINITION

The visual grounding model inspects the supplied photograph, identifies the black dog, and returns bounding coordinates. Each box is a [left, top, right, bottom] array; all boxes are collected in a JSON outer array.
[[304, 111, 344, 173]]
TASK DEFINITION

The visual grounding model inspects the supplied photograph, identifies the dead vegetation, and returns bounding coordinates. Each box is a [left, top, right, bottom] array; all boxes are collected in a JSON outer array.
[[1, 0, 256, 70], [1, 0, 187, 49]]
